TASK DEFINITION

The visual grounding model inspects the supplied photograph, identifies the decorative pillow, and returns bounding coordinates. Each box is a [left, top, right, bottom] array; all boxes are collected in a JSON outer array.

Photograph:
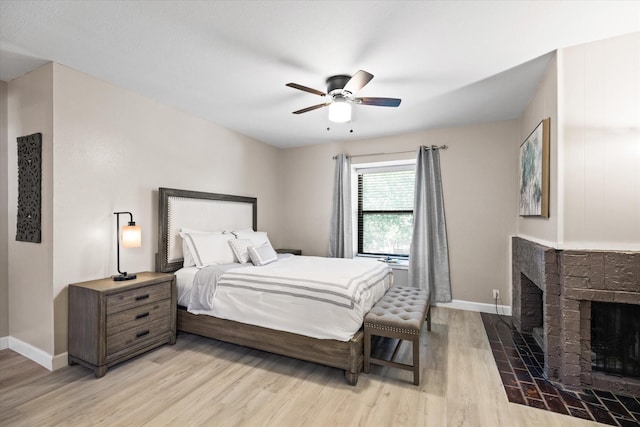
[[247, 241, 278, 266], [232, 229, 271, 247], [179, 231, 235, 268], [228, 238, 253, 264]]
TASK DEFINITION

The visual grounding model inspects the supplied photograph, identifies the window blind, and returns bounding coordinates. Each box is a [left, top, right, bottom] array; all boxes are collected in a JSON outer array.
[[357, 168, 415, 256]]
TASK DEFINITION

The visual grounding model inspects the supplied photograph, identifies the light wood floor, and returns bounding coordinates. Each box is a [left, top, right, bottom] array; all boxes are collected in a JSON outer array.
[[1, 307, 605, 426]]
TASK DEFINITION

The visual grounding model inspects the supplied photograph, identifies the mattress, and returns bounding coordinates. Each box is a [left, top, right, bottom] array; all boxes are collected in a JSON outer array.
[[176, 255, 392, 341]]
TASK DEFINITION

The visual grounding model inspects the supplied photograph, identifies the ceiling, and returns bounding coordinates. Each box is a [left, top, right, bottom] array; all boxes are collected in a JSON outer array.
[[1, 1, 639, 148]]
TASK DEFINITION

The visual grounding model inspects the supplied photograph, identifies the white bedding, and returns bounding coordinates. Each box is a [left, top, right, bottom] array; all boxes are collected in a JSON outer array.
[[175, 266, 198, 307], [176, 255, 392, 341]]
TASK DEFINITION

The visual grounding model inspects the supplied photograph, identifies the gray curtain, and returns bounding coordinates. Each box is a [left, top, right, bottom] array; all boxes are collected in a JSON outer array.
[[408, 146, 452, 302], [328, 154, 353, 258]]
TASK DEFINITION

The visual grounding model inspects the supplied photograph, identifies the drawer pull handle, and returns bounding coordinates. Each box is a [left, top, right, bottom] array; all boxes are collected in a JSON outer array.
[[136, 330, 150, 338], [135, 312, 149, 320], [135, 294, 150, 301]]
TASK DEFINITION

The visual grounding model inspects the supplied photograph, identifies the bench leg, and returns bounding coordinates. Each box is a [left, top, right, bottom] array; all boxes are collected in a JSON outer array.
[[426, 304, 432, 331], [412, 336, 420, 385], [364, 329, 371, 373]]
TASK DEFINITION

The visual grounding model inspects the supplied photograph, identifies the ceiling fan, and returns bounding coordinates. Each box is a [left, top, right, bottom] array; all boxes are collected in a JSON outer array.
[[286, 70, 401, 123]]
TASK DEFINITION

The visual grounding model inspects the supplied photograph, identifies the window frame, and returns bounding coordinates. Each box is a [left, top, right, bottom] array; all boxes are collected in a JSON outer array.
[[353, 161, 416, 259]]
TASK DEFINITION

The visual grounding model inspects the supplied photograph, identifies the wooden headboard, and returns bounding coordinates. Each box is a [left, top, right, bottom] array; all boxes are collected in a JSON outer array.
[[155, 187, 257, 273]]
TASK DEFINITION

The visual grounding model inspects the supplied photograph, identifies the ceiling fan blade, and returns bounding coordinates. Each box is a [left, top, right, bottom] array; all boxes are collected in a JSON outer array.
[[355, 97, 402, 107], [343, 70, 374, 94], [292, 103, 331, 114], [286, 83, 326, 97]]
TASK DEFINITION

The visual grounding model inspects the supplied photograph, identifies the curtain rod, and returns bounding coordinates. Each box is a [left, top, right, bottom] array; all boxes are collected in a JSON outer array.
[[332, 145, 447, 160]]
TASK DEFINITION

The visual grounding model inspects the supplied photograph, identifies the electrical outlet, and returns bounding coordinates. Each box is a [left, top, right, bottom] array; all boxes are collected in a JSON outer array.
[[492, 289, 500, 299]]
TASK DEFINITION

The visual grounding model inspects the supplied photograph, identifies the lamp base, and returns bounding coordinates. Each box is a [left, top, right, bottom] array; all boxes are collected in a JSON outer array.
[[112, 273, 137, 281]]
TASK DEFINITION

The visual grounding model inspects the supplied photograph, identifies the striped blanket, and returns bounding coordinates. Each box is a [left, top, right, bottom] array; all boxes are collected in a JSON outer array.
[[217, 255, 391, 309], [188, 255, 392, 341]]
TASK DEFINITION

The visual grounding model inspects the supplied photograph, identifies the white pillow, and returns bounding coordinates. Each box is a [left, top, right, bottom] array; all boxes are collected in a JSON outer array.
[[247, 241, 278, 266], [180, 228, 220, 267], [180, 228, 212, 267], [232, 229, 271, 247], [182, 241, 196, 267], [228, 239, 253, 264], [180, 231, 235, 268]]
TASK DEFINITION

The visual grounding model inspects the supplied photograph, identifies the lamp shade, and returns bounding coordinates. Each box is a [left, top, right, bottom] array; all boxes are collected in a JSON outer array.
[[328, 101, 352, 123], [121, 225, 141, 248]]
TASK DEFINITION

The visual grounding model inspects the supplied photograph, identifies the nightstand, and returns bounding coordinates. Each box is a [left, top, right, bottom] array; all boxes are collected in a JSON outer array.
[[276, 248, 302, 255], [68, 272, 176, 377]]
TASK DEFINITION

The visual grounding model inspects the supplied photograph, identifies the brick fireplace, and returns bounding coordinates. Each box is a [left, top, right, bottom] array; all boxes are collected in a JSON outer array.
[[512, 237, 640, 396]]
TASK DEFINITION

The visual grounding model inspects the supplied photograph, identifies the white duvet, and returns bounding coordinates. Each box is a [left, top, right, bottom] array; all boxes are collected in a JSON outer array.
[[176, 255, 392, 341]]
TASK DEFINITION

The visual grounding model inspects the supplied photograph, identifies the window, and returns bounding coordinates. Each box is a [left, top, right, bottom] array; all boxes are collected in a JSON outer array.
[[356, 164, 415, 257]]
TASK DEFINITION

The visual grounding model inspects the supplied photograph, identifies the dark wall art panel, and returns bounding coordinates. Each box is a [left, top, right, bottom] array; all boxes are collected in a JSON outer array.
[[16, 132, 42, 243]]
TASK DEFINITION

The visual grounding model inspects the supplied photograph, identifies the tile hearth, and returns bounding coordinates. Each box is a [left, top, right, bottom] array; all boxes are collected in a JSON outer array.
[[482, 312, 640, 426]]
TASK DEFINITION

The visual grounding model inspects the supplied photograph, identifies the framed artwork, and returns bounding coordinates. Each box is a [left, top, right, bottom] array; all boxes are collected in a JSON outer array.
[[519, 118, 550, 217]]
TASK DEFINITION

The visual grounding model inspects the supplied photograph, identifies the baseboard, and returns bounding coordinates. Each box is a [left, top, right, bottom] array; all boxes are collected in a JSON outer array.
[[7, 336, 68, 371], [52, 351, 69, 370], [434, 299, 512, 316], [0, 336, 8, 350]]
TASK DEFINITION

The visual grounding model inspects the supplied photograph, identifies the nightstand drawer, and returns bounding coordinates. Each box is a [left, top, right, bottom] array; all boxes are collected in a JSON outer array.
[[106, 282, 171, 314], [106, 317, 171, 356], [107, 299, 171, 335]]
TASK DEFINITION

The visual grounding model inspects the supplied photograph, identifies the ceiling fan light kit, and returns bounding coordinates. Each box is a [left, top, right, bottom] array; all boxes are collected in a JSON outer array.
[[286, 70, 401, 123], [328, 100, 352, 123]]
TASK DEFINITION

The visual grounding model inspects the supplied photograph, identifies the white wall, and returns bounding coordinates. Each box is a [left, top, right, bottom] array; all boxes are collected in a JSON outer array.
[[560, 32, 640, 250], [7, 63, 284, 360], [518, 33, 640, 251], [282, 121, 519, 306], [0, 80, 8, 343], [518, 54, 559, 247], [7, 64, 55, 355]]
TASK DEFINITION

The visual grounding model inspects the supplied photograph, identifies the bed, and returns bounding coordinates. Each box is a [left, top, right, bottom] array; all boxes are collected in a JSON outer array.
[[155, 187, 392, 385]]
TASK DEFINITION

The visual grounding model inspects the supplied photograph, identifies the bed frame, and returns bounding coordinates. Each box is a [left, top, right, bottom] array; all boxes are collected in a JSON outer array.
[[155, 187, 363, 385]]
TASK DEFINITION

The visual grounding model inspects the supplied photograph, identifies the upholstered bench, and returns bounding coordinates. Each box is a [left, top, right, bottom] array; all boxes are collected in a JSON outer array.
[[363, 286, 431, 385]]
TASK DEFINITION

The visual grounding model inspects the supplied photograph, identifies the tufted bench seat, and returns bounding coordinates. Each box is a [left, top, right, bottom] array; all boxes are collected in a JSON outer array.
[[364, 286, 431, 385]]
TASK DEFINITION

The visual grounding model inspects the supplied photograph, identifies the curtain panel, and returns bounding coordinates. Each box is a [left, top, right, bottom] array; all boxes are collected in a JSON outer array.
[[328, 154, 353, 258], [408, 146, 452, 302]]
